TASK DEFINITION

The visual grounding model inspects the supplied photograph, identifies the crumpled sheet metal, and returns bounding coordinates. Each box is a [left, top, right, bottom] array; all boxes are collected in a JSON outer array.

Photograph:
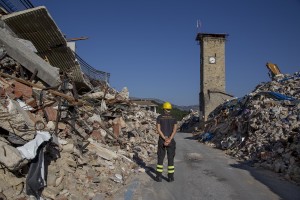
[[0, 139, 27, 171], [0, 99, 36, 140]]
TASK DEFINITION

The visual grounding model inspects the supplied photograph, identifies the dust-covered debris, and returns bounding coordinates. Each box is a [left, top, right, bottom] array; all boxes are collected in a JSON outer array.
[[195, 71, 300, 184], [0, 7, 159, 200]]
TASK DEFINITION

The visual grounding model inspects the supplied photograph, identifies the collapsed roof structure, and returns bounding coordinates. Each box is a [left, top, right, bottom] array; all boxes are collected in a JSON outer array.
[[0, 3, 159, 200], [1, 6, 110, 92]]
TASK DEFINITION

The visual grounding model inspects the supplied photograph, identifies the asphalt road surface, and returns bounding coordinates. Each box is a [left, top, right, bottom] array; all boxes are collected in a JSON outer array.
[[112, 132, 300, 200]]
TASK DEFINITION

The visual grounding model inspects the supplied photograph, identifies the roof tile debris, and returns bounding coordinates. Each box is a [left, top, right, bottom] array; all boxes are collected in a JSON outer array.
[[0, 8, 159, 200]]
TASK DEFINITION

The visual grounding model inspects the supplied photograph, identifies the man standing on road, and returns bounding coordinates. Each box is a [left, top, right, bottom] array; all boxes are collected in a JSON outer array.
[[156, 102, 178, 182]]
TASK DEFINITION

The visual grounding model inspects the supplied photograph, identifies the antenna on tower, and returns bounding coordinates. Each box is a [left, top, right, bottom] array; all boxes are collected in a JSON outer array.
[[196, 19, 202, 33]]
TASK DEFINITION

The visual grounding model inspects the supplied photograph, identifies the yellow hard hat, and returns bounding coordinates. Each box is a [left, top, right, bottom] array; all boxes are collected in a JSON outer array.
[[163, 102, 172, 110]]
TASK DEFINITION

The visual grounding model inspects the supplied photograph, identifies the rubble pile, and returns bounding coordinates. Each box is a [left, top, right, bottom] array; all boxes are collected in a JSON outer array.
[[0, 51, 159, 199], [179, 109, 200, 133], [201, 72, 300, 184]]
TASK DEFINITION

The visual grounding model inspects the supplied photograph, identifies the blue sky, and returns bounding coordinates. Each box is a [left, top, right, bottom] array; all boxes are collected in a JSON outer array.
[[30, 0, 300, 106]]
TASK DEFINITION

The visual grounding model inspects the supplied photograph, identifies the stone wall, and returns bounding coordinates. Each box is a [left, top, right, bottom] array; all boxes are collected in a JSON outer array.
[[198, 34, 228, 121]]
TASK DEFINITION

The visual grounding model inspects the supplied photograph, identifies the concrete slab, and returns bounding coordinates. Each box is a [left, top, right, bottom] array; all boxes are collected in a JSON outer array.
[[0, 27, 61, 86]]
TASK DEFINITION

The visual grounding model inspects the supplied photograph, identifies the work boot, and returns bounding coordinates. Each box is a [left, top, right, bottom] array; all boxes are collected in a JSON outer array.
[[156, 172, 162, 182], [168, 173, 174, 182]]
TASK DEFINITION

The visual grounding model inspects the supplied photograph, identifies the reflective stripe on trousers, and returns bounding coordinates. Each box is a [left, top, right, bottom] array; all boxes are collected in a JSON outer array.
[[157, 138, 176, 174], [168, 165, 175, 174], [156, 164, 163, 173]]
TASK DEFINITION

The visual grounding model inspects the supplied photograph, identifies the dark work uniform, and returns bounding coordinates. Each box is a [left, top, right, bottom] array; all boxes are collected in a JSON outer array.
[[156, 112, 177, 179]]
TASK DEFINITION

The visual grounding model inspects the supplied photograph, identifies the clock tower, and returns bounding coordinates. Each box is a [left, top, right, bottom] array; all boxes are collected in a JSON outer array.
[[196, 33, 229, 126]]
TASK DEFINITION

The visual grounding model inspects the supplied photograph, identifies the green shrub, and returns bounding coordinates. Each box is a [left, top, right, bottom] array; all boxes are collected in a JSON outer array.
[[157, 104, 189, 121]]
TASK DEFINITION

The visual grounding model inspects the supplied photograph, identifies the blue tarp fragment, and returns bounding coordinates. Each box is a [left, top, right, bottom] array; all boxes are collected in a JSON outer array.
[[260, 92, 296, 101], [268, 92, 296, 101], [201, 132, 214, 142]]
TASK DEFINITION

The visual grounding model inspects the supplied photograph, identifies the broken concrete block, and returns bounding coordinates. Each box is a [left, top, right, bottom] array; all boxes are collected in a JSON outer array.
[[0, 28, 60, 87], [99, 129, 107, 138], [0, 140, 26, 170], [87, 138, 117, 161], [85, 91, 114, 100], [116, 87, 129, 100], [87, 114, 102, 124], [42, 186, 59, 200], [1, 99, 36, 140], [47, 121, 56, 130], [62, 143, 74, 153]]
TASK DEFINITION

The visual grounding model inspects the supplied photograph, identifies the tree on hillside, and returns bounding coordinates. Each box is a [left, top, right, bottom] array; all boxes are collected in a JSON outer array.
[[156, 104, 189, 121]]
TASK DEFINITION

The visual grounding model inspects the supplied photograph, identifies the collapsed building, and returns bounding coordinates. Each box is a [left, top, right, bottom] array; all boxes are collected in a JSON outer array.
[[179, 109, 200, 133], [0, 6, 159, 200], [196, 71, 300, 184]]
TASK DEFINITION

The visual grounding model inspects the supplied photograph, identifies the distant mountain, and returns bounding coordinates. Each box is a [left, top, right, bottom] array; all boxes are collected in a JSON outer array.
[[130, 97, 199, 111], [130, 97, 163, 104], [175, 105, 199, 112]]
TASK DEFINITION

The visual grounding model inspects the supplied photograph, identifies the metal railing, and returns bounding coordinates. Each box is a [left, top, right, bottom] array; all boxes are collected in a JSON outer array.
[[74, 52, 110, 84], [0, 0, 110, 85]]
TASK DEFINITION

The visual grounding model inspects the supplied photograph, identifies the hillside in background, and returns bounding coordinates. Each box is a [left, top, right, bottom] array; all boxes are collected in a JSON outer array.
[[156, 103, 189, 121], [175, 105, 199, 111], [130, 97, 199, 111], [130, 97, 193, 121]]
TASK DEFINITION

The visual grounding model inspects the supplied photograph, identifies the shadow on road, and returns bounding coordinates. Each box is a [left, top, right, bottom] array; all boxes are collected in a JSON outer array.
[[145, 166, 156, 181], [184, 136, 196, 140], [132, 152, 169, 182], [182, 131, 203, 141], [144, 165, 169, 182], [230, 161, 300, 200]]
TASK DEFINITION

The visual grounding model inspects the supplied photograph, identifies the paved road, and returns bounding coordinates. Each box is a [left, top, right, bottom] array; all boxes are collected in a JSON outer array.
[[112, 132, 300, 200]]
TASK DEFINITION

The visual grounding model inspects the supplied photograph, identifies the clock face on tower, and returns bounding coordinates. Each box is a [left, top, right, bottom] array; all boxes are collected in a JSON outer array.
[[209, 56, 216, 64]]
